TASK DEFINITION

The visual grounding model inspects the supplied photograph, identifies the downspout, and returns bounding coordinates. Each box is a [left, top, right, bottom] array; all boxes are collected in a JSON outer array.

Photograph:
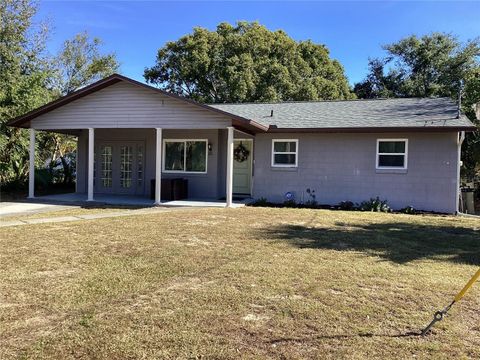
[[455, 131, 465, 214]]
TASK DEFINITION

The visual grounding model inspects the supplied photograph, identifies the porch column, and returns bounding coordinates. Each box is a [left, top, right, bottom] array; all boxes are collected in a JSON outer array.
[[28, 128, 35, 198], [87, 128, 95, 201], [155, 128, 162, 205], [226, 126, 234, 207]]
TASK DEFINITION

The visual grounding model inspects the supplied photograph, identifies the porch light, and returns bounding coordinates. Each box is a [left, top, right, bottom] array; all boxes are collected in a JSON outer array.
[[208, 143, 212, 152]]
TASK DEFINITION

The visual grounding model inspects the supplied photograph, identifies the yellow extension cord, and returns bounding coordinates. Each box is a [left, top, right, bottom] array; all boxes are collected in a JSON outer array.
[[421, 267, 480, 336]]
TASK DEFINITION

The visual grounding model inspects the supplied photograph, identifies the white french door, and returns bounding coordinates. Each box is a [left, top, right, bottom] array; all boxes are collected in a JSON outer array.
[[95, 141, 145, 195]]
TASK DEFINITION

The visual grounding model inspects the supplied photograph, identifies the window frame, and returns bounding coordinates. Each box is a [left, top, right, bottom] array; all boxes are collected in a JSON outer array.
[[271, 139, 299, 168], [376, 138, 408, 170], [162, 139, 208, 174]]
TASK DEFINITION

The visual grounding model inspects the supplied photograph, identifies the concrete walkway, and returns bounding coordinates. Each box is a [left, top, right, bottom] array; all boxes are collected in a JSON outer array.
[[1, 207, 179, 228]]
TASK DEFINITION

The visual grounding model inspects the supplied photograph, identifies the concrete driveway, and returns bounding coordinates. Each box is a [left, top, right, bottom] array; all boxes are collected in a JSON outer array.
[[0, 201, 78, 217]]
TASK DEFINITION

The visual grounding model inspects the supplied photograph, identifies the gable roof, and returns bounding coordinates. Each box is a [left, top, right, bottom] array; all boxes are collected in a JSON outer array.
[[210, 98, 476, 132], [7, 73, 475, 133], [7, 74, 268, 133]]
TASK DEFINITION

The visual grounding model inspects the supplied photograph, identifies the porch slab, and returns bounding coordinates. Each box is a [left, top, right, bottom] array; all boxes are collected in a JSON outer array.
[[28, 193, 246, 208]]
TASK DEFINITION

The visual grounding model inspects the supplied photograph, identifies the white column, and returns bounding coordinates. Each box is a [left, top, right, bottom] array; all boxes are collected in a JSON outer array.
[[87, 128, 95, 201], [155, 128, 162, 205], [226, 126, 234, 207], [28, 128, 35, 198]]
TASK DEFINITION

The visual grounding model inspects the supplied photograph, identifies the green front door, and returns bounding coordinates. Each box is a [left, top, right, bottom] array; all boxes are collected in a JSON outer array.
[[233, 139, 253, 195]]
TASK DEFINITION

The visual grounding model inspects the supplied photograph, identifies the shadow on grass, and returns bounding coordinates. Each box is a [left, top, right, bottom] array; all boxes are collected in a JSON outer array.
[[268, 331, 423, 344], [260, 221, 479, 265]]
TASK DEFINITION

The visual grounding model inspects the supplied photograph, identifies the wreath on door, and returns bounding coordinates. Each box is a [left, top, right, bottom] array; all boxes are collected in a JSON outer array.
[[234, 142, 250, 162]]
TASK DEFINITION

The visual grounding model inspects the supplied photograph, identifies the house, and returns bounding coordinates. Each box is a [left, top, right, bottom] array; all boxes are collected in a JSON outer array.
[[8, 74, 476, 213]]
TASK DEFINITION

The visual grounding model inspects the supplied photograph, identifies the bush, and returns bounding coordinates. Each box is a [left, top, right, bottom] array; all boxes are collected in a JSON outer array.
[[359, 197, 391, 212], [34, 169, 54, 190], [338, 201, 355, 210], [400, 206, 417, 214], [249, 197, 271, 207], [283, 199, 297, 208], [305, 188, 317, 206]]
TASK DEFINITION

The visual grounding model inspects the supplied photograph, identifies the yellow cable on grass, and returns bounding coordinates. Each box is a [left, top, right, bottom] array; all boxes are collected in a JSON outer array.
[[421, 267, 480, 336], [454, 268, 480, 302]]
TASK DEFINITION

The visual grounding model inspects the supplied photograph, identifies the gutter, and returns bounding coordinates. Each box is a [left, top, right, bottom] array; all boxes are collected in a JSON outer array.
[[455, 131, 466, 214]]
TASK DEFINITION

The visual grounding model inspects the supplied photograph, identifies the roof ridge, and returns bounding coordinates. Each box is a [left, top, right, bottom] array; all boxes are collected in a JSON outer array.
[[209, 97, 453, 106]]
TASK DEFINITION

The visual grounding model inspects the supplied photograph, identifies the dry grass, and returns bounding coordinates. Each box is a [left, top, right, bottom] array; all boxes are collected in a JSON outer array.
[[0, 207, 479, 359]]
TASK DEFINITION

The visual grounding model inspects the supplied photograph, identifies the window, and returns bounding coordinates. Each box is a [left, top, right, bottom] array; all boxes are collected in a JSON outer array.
[[376, 139, 408, 169], [272, 139, 298, 167], [163, 140, 207, 173]]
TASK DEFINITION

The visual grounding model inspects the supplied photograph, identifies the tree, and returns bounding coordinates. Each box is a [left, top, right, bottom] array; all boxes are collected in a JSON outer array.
[[0, 0, 55, 185], [144, 21, 354, 103], [46, 32, 119, 184], [54, 32, 119, 95], [0, 1, 120, 188], [354, 33, 480, 99]]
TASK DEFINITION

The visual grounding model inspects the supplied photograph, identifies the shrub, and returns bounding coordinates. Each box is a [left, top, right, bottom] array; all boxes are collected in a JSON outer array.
[[359, 197, 391, 212], [338, 201, 355, 210], [34, 169, 54, 190], [400, 206, 416, 214], [249, 197, 270, 207], [305, 188, 317, 206], [283, 199, 297, 208]]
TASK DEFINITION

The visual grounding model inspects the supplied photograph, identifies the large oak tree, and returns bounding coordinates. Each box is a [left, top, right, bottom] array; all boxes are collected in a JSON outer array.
[[144, 22, 354, 103]]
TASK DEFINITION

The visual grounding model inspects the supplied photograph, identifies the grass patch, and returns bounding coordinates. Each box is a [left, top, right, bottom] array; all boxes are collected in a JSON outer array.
[[0, 208, 479, 358]]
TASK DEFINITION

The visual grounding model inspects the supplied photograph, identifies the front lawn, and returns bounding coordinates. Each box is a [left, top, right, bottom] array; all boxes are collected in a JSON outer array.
[[0, 208, 479, 359]]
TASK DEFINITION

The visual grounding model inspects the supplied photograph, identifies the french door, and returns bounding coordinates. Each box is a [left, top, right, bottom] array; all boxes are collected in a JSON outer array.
[[95, 141, 145, 195]]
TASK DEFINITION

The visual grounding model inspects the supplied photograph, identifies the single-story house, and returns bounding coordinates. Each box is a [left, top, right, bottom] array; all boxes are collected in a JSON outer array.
[[8, 74, 476, 213]]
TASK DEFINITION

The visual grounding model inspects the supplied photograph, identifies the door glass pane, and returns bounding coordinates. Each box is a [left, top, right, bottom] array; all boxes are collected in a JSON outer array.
[[120, 146, 133, 188], [186, 141, 206, 172], [165, 142, 185, 171], [137, 145, 143, 187], [100, 146, 112, 188]]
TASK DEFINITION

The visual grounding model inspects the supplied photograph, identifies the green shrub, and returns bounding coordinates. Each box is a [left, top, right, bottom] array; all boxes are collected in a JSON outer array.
[[338, 201, 355, 210], [249, 197, 270, 207], [358, 197, 391, 212], [34, 169, 54, 190], [400, 205, 417, 214], [283, 199, 297, 208], [305, 188, 317, 206]]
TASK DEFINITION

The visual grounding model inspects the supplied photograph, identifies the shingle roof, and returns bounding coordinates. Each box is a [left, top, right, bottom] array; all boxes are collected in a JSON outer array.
[[209, 97, 475, 131]]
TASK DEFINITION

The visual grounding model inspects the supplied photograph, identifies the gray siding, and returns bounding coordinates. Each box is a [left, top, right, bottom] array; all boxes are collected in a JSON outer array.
[[31, 82, 232, 130], [252, 132, 459, 213]]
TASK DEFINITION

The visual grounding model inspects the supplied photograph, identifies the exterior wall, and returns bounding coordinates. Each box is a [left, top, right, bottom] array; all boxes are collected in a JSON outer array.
[[31, 82, 232, 130], [252, 132, 459, 213], [76, 128, 227, 199], [76, 129, 88, 193]]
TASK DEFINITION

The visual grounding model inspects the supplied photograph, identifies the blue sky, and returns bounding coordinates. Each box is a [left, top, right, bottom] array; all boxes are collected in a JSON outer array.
[[37, 1, 480, 85]]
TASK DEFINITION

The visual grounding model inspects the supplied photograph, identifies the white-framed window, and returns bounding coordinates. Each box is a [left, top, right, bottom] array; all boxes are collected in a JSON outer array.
[[376, 139, 408, 169], [163, 139, 208, 173], [271, 139, 298, 167]]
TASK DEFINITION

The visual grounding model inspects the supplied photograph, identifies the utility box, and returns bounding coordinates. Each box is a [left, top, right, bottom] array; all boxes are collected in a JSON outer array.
[[461, 189, 475, 214]]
